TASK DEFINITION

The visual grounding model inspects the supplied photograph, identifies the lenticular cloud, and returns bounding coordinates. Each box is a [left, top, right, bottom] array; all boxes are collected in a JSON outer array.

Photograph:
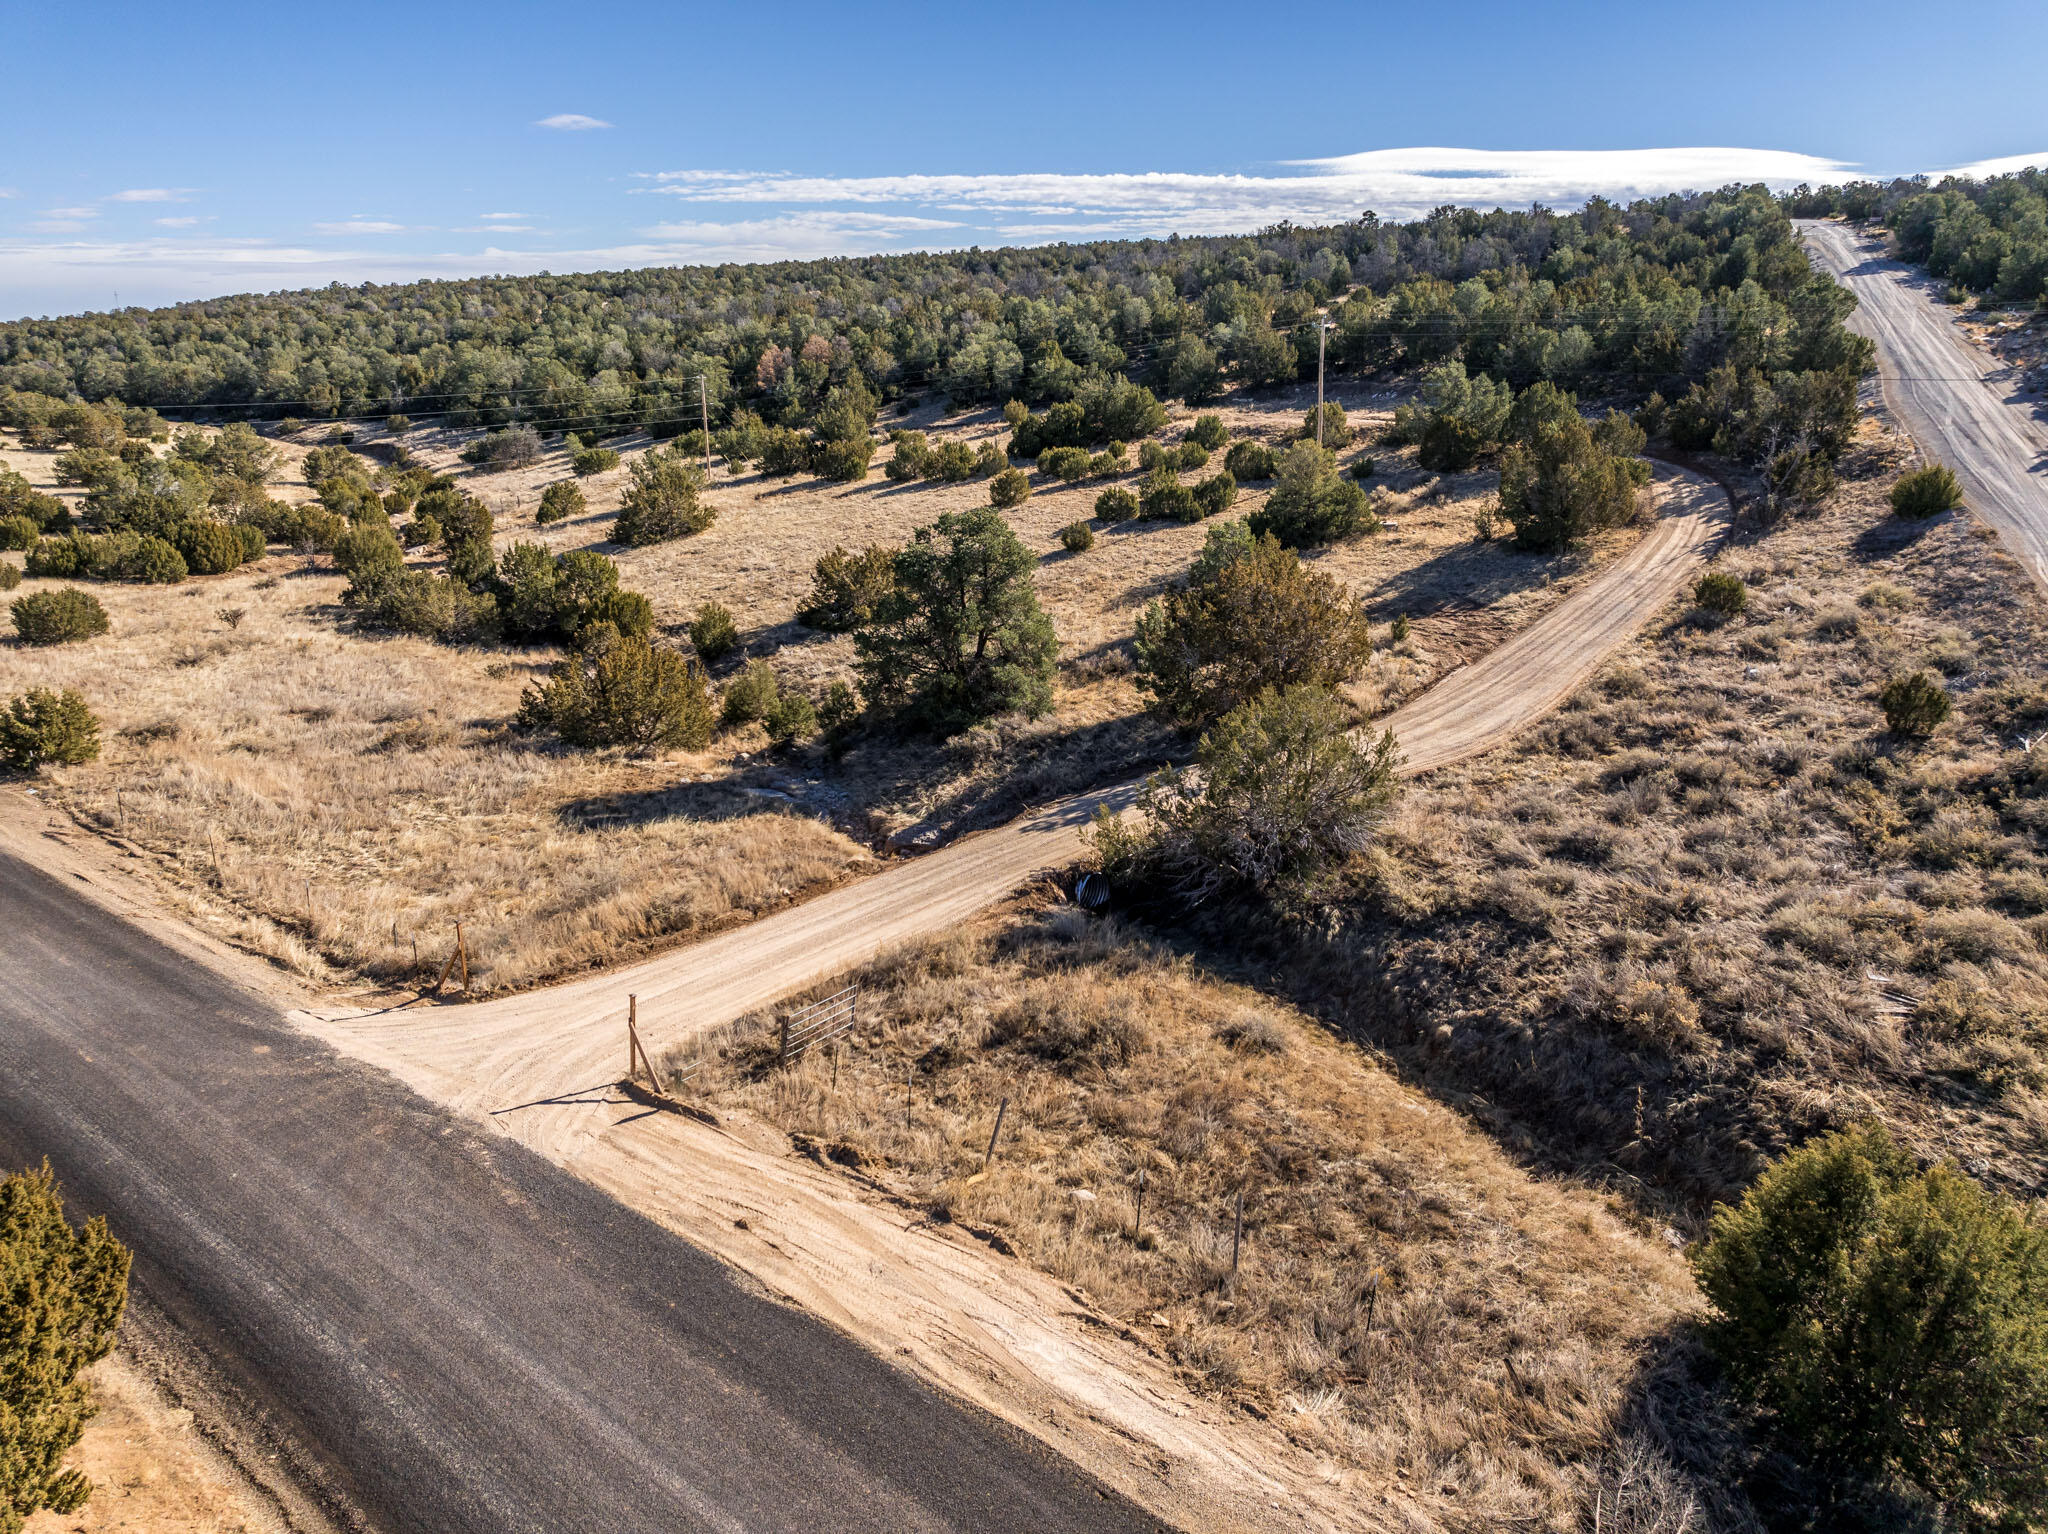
[[645, 146, 1859, 235]]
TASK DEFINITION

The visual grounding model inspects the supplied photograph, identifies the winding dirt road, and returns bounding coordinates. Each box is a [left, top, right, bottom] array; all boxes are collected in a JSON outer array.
[[1800, 219, 2048, 588], [285, 465, 1729, 1533], [308, 463, 1727, 1159]]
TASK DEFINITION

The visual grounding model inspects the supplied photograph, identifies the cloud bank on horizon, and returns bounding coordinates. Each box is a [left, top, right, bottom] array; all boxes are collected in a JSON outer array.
[[3, 144, 2044, 318]]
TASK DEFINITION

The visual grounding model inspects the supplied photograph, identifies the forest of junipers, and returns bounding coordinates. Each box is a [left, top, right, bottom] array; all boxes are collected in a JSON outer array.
[[0, 187, 1865, 457], [1789, 164, 2048, 302]]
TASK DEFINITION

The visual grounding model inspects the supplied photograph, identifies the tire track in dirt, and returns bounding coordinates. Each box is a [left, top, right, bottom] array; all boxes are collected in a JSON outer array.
[[297, 464, 1727, 1534]]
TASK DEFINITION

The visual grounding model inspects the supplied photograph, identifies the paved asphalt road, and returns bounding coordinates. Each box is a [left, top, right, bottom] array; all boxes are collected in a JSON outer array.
[[0, 849, 1164, 1534], [1801, 219, 2048, 589]]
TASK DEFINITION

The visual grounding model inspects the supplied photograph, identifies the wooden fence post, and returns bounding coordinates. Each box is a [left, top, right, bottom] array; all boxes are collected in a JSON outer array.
[[1134, 1166, 1145, 1244], [456, 921, 469, 991], [904, 1061, 913, 1131], [1230, 1187, 1244, 1286], [628, 994, 639, 1079], [980, 1098, 1009, 1174], [778, 1014, 791, 1066]]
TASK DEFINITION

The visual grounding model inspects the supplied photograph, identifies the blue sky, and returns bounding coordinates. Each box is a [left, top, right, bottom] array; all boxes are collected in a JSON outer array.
[[4, 0, 2045, 319]]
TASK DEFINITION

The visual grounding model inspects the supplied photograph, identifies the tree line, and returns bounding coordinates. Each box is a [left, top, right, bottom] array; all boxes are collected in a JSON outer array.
[[0, 188, 1865, 457], [1786, 166, 2048, 304]]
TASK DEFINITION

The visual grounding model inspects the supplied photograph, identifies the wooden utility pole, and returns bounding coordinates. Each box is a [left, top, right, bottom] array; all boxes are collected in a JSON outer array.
[[1315, 320, 1330, 447], [698, 373, 711, 472]]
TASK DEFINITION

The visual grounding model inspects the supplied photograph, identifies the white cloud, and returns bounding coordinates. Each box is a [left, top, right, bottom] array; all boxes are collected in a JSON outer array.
[[478, 211, 531, 220], [0, 188, 17, 199], [537, 113, 611, 131], [452, 224, 535, 233], [107, 188, 195, 203], [43, 206, 99, 220], [644, 146, 1857, 231], [313, 220, 408, 234], [1939, 150, 2048, 179], [29, 220, 91, 234], [154, 215, 208, 228]]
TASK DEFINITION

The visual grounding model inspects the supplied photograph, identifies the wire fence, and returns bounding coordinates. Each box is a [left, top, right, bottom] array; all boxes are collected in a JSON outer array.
[[777, 985, 859, 1066]]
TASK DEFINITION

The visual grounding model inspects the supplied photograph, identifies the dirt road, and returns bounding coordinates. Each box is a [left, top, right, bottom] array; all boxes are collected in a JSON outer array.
[[308, 462, 1727, 1157], [0, 847, 1166, 1534], [289, 465, 1727, 1533], [1800, 219, 2048, 588]]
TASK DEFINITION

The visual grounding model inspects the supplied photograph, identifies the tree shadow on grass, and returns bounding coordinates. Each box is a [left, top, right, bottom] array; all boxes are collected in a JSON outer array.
[[1851, 512, 1951, 562], [1366, 537, 1575, 620], [556, 779, 789, 832]]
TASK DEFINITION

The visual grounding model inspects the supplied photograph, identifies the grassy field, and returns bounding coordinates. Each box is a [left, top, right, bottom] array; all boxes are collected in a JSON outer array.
[[1158, 416, 2048, 1224], [0, 380, 1639, 995], [678, 900, 1742, 1531]]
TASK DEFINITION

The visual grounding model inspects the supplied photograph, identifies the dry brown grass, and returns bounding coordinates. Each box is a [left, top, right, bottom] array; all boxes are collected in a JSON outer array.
[[0, 385, 1645, 992], [1162, 417, 2048, 1222], [676, 902, 1744, 1532]]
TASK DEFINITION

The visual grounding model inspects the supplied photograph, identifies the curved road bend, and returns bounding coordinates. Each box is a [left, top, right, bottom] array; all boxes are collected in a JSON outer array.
[[0, 851, 1164, 1534], [313, 464, 1730, 1169], [1800, 219, 2048, 588]]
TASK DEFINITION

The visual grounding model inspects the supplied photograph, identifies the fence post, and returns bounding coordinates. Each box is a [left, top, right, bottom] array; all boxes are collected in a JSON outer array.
[[1230, 1186, 1244, 1287], [778, 1013, 791, 1067], [629, 994, 639, 1080], [981, 1098, 1009, 1174], [1134, 1166, 1145, 1245], [456, 921, 469, 991], [905, 1061, 913, 1131]]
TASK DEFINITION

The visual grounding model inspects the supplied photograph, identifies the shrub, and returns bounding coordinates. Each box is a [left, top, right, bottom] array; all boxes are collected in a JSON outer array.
[[1499, 402, 1650, 552], [517, 624, 713, 749], [1186, 414, 1227, 450], [354, 568, 499, 642], [1002, 399, 1028, 427], [721, 660, 780, 727], [1347, 456, 1376, 481], [385, 414, 412, 435], [0, 515, 38, 551], [1224, 440, 1278, 481], [989, 467, 1031, 509], [1891, 463, 1964, 518], [0, 561, 16, 591], [537, 480, 585, 524], [798, 544, 895, 631], [1138, 440, 1170, 472], [810, 435, 874, 483], [402, 513, 440, 548], [1036, 446, 1091, 482], [126, 536, 187, 584], [11, 588, 109, 645], [571, 445, 621, 477], [1391, 361, 1512, 471], [854, 506, 1058, 735], [234, 524, 265, 563], [1880, 670, 1952, 737], [1301, 401, 1352, 447], [886, 431, 931, 481], [173, 520, 248, 576], [1140, 469, 1198, 523], [0, 1164, 131, 1525], [1059, 520, 1094, 553], [1694, 571, 1747, 615], [1096, 685, 1400, 904], [461, 424, 542, 470], [756, 427, 811, 478], [1249, 442, 1375, 547], [1135, 531, 1373, 726], [614, 451, 712, 545], [1094, 486, 1139, 522], [1192, 472, 1237, 519], [1693, 1125, 2048, 1520], [1173, 441, 1210, 472], [765, 690, 818, 744], [689, 602, 739, 661], [1, 687, 101, 770], [334, 523, 406, 591]]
